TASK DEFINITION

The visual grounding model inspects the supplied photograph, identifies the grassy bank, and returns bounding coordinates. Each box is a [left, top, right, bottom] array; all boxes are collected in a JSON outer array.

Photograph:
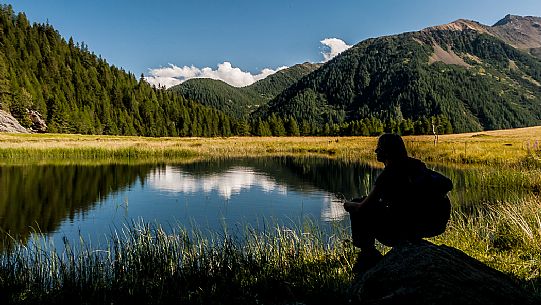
[[0, 222, 354, 305], [0, 127, 540, 303], [1, 195, 540, 304], [436, 193, 541, 296], [1, 126, 540, 167]]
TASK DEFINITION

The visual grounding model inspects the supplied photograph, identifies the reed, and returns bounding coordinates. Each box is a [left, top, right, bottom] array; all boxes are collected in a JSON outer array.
[[1, 198, 540, 303], [0, 220, 354, 305], [433, 194, 541, 296]]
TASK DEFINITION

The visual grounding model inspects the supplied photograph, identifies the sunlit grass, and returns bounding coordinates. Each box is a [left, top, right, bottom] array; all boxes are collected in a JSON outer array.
[[433, 194, 541, 296], [404, 127, 541, 168], [1, 126, 540, 167], [1, 126, 540, 302]]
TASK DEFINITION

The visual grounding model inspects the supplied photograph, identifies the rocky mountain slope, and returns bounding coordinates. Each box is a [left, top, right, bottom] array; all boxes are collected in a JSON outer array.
[[256, 15, 541, 133]]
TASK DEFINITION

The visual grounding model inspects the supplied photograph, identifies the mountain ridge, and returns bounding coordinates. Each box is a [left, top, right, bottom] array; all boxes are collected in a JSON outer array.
[[255, 14, 541, 133], [169, 62, 321, 118], [2, 5, 540, 136], [422, 15, 541, 58]]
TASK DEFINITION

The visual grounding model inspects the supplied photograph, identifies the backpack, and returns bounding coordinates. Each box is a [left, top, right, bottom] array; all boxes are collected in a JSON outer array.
[[408, 167, 453, 238]]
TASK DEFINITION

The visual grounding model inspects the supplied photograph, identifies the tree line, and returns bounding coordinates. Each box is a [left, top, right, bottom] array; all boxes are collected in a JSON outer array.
[[260, 29, 541, 133], [0, 4, 456, 137]]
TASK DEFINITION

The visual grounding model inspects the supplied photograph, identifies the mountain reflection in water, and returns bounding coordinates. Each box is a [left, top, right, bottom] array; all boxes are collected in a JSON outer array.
[[0, 156, 531, 252]]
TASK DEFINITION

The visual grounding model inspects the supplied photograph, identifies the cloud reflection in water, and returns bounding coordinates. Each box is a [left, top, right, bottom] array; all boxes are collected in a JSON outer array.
[[147, 166, 287, 200], [147, 165, 348, 222]]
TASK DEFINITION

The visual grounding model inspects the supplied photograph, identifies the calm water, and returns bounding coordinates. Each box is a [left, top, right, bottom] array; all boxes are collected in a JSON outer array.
[[0, 156, 531, 252]]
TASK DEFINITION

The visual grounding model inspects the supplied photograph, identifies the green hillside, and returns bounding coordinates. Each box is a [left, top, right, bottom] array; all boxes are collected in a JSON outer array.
[[256, 18, 541, 133], [169, 63, 320, 118], [0, 4, 240, 137], [249, 62, 322, 98], [3, 4, 540, 137], [169, 78, 263, 118]]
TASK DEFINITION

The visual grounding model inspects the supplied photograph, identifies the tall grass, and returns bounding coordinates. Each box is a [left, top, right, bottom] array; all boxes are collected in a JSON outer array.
[[1, 126, 541, 168], [1, 127, 540, 302], [0, 221, 355, 305], [434, 194, 541, 296], [0, 147, 197, 165]]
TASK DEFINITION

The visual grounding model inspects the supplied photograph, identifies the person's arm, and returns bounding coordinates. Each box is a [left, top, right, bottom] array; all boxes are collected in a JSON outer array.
[[343, 184, 381, 213]]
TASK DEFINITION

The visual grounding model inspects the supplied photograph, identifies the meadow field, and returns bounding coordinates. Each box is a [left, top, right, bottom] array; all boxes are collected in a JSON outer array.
[[0, 127, 540, 304], [0, 126, 540, 166]]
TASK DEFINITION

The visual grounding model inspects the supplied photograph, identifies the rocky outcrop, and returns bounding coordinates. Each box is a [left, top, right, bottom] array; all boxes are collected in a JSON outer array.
[[0, 109, 28, 133], [27, 109, 47, 132], [350, 240, 539, 305], [491, 15, 541, 51], [422, 15, 541, 60]]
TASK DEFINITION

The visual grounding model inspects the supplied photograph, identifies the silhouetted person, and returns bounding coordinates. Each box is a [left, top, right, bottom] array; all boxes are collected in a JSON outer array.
[[344, 133, 451, 273]]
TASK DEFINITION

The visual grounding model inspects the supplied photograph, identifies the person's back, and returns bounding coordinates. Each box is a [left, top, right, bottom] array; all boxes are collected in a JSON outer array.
[[371, 156, 429, 244], [343, 133, 452, 273]]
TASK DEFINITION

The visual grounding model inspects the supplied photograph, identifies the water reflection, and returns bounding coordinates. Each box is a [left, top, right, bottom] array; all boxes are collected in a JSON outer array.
[[147, 165, 349, 222], [321, 196, 349, 221], [0, 157, 534, 252], [0, 164, 155, 250], [148, 166, 287, 199]]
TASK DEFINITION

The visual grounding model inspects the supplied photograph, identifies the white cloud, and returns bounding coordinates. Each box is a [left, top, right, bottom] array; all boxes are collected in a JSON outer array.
[[145, 62, 287, 89], [144, 38, 352, 88], [320, 38, 352, 62]]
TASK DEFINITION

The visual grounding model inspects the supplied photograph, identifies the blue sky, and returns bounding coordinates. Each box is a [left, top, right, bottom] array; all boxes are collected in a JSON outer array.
[[8, 0, 541, 87]]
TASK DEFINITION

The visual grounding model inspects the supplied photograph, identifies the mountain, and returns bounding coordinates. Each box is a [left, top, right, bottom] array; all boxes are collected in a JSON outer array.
[[425, 15, 541, 59], [3, 4, 540, 137], [249, 62, 322, 98], [168, 78, 263, 118], [168, 62, 320, 118], [490, 15, 541, 59], [256, 15, 541, 133], [0, 4, 240, 137]]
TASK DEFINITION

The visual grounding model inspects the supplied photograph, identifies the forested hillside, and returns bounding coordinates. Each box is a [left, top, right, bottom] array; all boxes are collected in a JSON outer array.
[[255, 17, 541, 134], [169, 63, 320, 118], [0, 4, 240, 136], [2, 4, 540, 137], [249, 62, 321, 99], [169, 78, 263, 118]]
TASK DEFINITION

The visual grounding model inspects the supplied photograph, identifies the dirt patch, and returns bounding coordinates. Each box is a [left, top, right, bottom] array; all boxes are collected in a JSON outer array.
[[412, 37, 425, 45], [522, 75, 541, 87], [428, 43, 471, 68], [509, 60, 519, 71], [464, 53, 482, 64]]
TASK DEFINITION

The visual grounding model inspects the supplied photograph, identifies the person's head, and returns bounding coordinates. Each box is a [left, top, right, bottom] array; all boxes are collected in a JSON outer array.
[[375, 133, 408, 163]]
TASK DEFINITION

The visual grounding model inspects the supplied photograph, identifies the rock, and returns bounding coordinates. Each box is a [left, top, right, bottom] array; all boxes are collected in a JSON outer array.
[[27, 109, 47, 132], [350, 240, 539, 305], [0, 109, 29, 133]]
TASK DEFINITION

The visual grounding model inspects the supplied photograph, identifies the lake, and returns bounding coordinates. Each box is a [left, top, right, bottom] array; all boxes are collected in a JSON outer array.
[[0, 156, 530, 252]]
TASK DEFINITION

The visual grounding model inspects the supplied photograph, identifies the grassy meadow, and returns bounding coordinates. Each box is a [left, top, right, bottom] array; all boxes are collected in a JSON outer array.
[[0, 125, 540, 166], [0, 126, 540, 304]]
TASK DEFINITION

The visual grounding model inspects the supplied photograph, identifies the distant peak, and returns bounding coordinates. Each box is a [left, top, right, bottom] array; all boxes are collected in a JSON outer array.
[[423, 19, 488, 33], [493, 14, 517, 26], [493, 14, 541, 27]]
